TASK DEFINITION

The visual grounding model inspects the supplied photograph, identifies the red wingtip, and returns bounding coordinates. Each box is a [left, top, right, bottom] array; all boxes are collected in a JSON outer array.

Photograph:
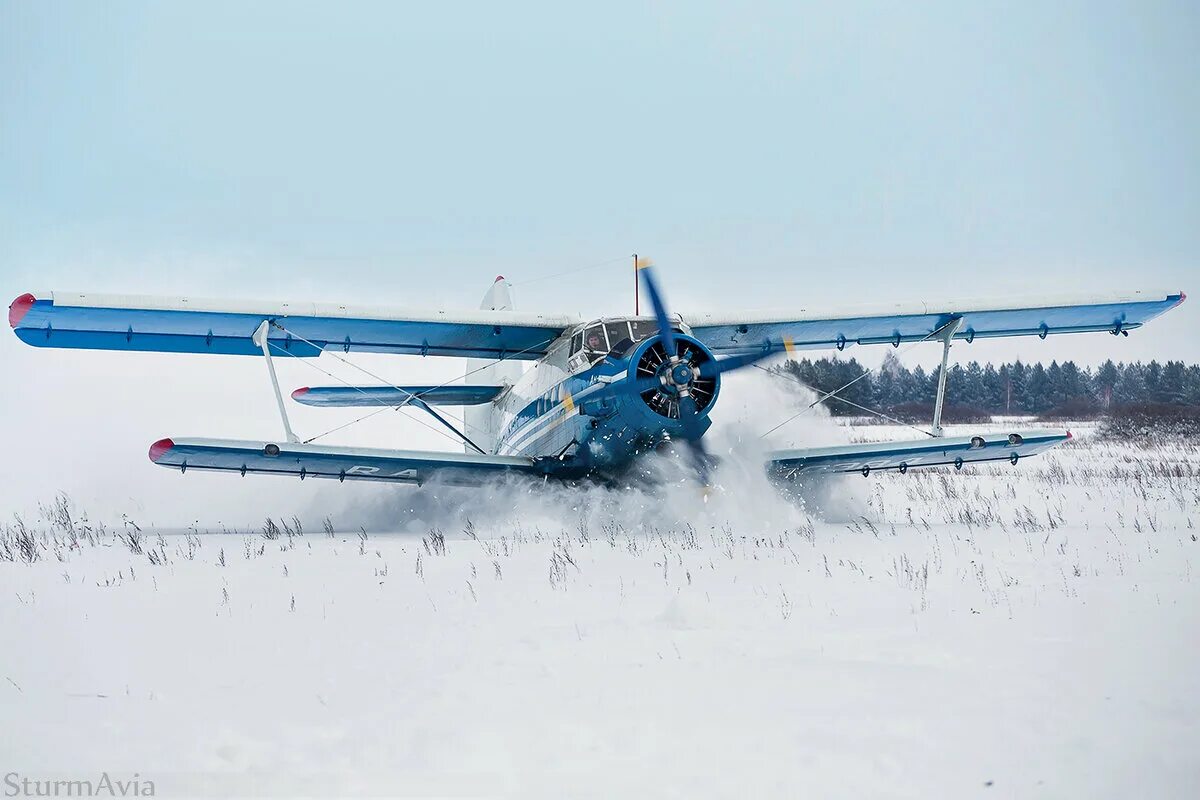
[[291, 387, 310, 400], [1178, 291, 1187, 306], [494, 275, 505, 283], [148, 438, 175, 463], [1065, 430, 1073, 440], [8, 293, 35, 328]]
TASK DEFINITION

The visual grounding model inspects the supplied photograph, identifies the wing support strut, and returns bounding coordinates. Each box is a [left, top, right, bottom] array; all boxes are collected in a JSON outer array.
[[931, 317, 964, 438], [253, 320, 301, 444], [264, 319, 488, 455]]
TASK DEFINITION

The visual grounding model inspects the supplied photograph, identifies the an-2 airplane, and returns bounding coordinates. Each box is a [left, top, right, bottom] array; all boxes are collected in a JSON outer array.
[[8, 261, 1185, 488]]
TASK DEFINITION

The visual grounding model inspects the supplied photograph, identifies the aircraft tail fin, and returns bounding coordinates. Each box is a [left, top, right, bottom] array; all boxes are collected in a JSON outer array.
[[464, 277, 524, 453]]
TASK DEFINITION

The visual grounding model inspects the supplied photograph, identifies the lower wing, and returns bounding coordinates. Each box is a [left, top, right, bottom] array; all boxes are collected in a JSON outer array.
[[766, 429, 1070, 477], [148, 438, 543, 485]]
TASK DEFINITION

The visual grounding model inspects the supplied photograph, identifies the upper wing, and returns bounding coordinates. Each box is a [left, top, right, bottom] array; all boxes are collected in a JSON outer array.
[[766, 429, 1070, 478], [148, 437, 544, 485], [9, 291, 575, 360], [686, 290, 1185, 355]]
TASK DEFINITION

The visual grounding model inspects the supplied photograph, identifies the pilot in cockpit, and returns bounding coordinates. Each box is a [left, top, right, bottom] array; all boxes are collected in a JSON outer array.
[[584, 330, 606, 356]]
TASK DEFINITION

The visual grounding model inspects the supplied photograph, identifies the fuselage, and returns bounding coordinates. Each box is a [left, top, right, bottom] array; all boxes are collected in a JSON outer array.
[[488, 316, 720, 476]]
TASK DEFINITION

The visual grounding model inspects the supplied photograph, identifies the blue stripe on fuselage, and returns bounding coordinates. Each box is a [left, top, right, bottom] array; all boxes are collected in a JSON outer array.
[[496, 361, 622, 457]]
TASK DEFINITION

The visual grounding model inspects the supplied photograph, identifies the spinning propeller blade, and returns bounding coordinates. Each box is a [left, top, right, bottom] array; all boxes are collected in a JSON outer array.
[[628, 258, 789, 488], [696, 346, 775, 379], [678, 394, 703, 440], [677, 395, 714, 487], [638, 258, 677, 358], [637, 259, 712, 484], [616, 374, 666, 396]]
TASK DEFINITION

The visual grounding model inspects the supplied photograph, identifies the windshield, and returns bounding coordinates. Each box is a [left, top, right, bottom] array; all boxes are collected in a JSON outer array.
[[605, 322, 631, 349], [582, 324, 607, 359], [569, 320, 682, 364], [628, 320, 657, 342]]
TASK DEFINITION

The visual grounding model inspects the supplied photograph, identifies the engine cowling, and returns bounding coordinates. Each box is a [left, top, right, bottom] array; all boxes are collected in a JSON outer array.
[[623, 333, 720, 426]]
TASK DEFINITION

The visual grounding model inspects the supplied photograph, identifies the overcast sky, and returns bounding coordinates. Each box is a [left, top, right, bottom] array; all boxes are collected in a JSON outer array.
[[2, 1, 1197, 524]]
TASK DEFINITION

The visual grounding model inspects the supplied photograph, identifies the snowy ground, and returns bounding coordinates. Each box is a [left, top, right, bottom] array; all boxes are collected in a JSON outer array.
[[2, 422, 1198, 798]]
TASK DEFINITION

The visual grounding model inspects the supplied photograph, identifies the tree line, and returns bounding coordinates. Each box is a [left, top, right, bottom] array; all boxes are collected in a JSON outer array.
[[779, 353, 1200, 418]]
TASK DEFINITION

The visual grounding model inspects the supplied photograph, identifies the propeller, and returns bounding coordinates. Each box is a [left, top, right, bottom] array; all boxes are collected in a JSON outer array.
[[635, 259, 718, 483], [611, 258, 794, 487], [625, 257, 785, 393], [696, 344, 781, 379], [638, 256, 678, 359]]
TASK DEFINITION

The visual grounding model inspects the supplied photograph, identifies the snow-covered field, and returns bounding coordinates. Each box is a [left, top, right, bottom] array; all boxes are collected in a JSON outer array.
[[2, 423, 1197, 798]]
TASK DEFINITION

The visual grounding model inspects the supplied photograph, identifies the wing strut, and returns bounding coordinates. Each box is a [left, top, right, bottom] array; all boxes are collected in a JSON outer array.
[[931, 318, 964, 437], [405, 396, 489, 455], [264, 320, 488, 455], [760, 317, 963, 441], [253, 320, 300, 443]]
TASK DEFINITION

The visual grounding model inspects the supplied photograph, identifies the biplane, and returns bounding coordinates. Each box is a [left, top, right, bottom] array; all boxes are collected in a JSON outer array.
[[8, 261, 1185, 488]]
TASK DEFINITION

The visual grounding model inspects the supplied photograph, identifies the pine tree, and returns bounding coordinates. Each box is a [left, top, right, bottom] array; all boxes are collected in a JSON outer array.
[[1160, 361, 1187, 404], [982, 364, 1005, 410], [911, 366, 931, 403], [1186, 365, 1200, 405], [1058, 361, 1092, 407], [1046, 361, 1064, 406], [1113, 363, 1147, 406], [1145, 361, 1163, 401], [962, 361, 986, 408], [1095, 360, 1119, 408], [779, 356, 1197, 416], [1008, 361, 1028, 414]]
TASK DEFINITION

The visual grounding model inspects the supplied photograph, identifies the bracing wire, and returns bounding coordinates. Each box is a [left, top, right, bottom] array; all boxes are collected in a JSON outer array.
[[266, 339, 471, 449], [509, 255, 630, 286], [267, 322, 557, 445], [752, 364, 935, 438], [758, 319, 960, 440], [301, 405, 393, 444], [269, 251, 626, 444]]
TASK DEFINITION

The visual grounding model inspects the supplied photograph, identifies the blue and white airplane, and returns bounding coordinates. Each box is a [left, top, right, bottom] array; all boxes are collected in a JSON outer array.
[[8, 262, 1185, 488]]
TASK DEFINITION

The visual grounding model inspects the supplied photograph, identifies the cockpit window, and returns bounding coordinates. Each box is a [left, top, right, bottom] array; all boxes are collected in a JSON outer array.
[[582, 324, 608, 359], [628, 320, 657, 342], [570, 319, 683, 365], [605, 322, 631, 350]]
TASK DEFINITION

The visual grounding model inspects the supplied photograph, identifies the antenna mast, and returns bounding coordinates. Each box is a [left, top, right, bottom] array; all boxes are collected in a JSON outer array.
[[633, 253, 640, 315]]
